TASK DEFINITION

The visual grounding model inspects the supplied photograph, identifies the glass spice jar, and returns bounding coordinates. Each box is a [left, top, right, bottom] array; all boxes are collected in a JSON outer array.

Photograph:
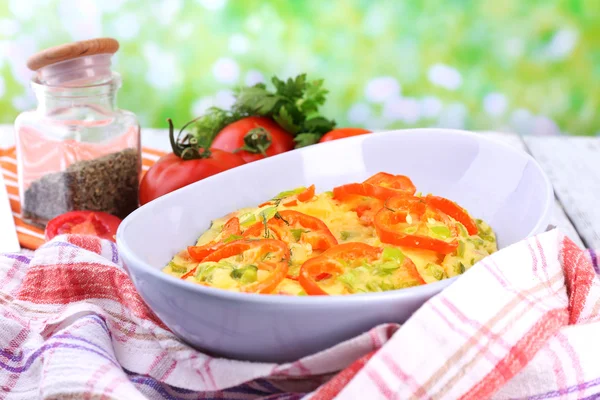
[[14, 38, 141, 228]]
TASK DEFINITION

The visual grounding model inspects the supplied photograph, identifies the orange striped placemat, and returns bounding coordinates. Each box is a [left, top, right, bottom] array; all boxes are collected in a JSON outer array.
[[0, 146, 166, 250]]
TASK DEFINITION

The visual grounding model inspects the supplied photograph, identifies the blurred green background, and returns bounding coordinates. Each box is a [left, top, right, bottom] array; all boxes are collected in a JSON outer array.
[[1, 0, 599, 136]]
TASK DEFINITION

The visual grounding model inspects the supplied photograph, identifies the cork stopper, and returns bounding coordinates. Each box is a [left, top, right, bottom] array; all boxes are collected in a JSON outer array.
[[27, 38, 119, 71]]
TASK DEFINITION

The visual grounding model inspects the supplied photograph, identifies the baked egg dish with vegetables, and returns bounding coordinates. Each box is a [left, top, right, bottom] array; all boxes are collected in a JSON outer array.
[[163, 172, 497, 296]]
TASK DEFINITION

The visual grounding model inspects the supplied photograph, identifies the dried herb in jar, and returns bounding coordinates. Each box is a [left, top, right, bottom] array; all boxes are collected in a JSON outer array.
[[22, 148, 140, 227]]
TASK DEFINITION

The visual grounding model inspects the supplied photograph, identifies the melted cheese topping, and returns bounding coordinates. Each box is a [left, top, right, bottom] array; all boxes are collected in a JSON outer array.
[[163, 191, 498, 295]]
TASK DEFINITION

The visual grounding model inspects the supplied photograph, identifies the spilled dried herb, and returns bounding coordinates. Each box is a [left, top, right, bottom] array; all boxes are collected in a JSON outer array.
[[22, 148, 140, 227]]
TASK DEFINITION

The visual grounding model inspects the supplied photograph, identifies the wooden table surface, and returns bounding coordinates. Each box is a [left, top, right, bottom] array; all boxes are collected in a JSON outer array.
[[1, 125, 598, 249]]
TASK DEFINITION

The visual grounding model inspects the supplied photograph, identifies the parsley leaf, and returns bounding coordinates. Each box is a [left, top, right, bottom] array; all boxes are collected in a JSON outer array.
[[188, 107, 242, 149], [299, 79, 328, 115], [273, 105, 301, 133], [294, 133, 322, 148], [303, 116, 336, 134]]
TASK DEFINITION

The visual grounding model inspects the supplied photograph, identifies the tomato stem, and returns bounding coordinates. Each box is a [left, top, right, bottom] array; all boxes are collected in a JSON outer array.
[[235, 127, 272, 156], [168, 118, 213, 160]]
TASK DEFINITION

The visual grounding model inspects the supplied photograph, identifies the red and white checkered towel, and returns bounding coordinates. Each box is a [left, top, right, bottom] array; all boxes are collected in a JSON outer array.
[[0, 229, 598, 399]]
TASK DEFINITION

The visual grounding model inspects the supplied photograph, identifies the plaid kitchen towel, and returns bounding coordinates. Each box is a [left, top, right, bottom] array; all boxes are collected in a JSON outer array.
[[0, 229, 599, 399], [0, 146, 166, 250]]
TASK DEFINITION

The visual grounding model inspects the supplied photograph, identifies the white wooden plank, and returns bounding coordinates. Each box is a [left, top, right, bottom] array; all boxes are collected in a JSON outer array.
[[481, 132, 585, 248], [525, 136, 600, 249], [141, 128, 171, 152]]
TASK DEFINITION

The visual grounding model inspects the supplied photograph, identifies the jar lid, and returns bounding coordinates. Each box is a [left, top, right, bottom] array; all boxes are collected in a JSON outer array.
[[27, 38, 119, 71]]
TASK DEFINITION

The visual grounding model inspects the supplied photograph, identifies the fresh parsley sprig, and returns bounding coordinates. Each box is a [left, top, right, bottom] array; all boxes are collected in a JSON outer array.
[[232, 74, 336, 147], [188, 74, 336, 149]]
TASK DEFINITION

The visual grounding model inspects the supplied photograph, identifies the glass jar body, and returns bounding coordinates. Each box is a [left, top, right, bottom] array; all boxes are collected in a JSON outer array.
[[14, 72, 141, 227]]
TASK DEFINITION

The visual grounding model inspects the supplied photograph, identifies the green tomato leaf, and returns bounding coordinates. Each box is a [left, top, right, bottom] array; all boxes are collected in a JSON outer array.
[[303, 116, 336, 134]]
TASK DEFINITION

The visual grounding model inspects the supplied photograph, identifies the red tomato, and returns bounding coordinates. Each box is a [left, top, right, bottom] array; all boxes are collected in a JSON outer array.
[[211, 116, 295, 163], [45, 211, 122, 242], [319, 127, 371, 143], [139, 150, 245, 205]]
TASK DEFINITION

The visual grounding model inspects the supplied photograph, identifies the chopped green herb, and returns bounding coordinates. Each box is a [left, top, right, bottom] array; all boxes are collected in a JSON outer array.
[[261, 214, 269, 238], [470, 257, 475, 265], [457, 223, 468, 237], [223, 234, 243, 243], [340, 231, 352, 240], [270, 187, 306, 206], [458, 262, 466, 274], [261, 252, 272, 261], [382, 247, 405, 262], [479, 232, 495, 242], [337, 271, 357, 290], [352, 264, 368, 274], [239, 213, 257, 227], [404, 226, 418, 234], [274, 212, 290, 225], [426, 263, 446, 281], [457, 241, 465, 257], [241, 266, 258, 284], [259, 207, 278, 220], [290, 228, 307, 241], [366, 281, 382, 292], [272, 187, 306, 200], [217, 260, 236, 268], [377, 261, 400, 275], [230, 265, 258, 284], [195, 262, 219, 282], [168, 261, 188, 273], [397, 281, 420, 289], [430, 225, 451, 239], [230, 267, 245, 279]]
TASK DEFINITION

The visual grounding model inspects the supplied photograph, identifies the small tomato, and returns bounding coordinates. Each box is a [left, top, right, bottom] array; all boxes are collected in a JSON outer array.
[[211, 116, 294, 163], [139, 119, 246, 205], [45, 211, 121, 242], [319, 127, 371, 143]]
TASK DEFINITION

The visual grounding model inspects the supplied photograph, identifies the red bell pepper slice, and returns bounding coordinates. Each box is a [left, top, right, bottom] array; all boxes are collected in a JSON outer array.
[[299, 243, 382, 295], [298, 242, 424, 295], [333, 173, 416, 203], [332, 173, 417, 226], [296, 184, 315, 202], [363, 172, 416, 196], [243, 210, 338, 251], [201, 239, 290, 294], [374, 195, 459, 254], [425, 195, 478, 235], [260, 184, 316, 207], [187, 217, 241, 262]]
